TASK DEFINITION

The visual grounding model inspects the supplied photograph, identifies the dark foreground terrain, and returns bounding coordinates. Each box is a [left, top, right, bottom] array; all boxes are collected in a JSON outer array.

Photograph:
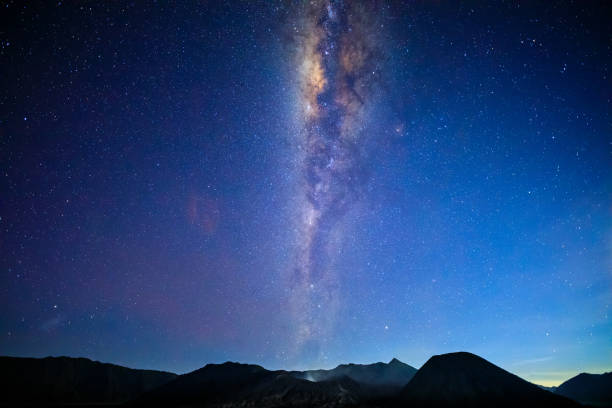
[[0, 356, 176, 407], [1, 352, 609, 407]]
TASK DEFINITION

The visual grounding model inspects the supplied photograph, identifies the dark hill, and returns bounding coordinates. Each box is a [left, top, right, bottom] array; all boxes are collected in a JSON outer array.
[[132, 361, 274, 406], [132, 361, 365, 407], [399, 352, 579, 407], [555, 372, 612, 407], [0, 355, 176, 406]]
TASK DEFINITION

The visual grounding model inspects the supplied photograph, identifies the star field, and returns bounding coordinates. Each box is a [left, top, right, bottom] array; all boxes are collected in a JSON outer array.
[[0, 0, 610, 387]]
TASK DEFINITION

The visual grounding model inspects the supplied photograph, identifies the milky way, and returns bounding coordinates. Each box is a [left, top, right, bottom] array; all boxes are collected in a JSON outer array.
[[289, 0, 383, 356]]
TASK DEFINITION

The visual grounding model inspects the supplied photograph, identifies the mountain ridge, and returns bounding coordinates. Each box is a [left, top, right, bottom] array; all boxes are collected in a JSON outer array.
[[555, 371, 612, 407], [0, 355, 177, 406], [291, 357, 417, 387], [2, 352, 607, 407]]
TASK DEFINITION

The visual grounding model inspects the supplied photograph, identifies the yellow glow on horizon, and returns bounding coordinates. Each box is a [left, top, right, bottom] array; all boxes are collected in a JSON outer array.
[[522, 367, 612, 387]]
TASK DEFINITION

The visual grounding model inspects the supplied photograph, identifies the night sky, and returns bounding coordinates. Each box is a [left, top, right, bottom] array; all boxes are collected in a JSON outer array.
[[1, 0, 610, 387]]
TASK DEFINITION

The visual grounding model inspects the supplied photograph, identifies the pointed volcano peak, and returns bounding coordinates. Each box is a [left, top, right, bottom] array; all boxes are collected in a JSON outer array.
[[388, 357, 404, 365]]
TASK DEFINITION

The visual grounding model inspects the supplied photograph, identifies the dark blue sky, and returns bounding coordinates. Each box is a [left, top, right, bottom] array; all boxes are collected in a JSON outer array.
[[1, 1, 610, 386]]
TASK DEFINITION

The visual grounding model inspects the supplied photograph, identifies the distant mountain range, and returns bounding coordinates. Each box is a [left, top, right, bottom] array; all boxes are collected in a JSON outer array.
[[0, 356, 176, 406], [288, 357, 417, 400], [0, 352, 609, 407], [292, 357, 417, 387], [555, 371, 612, 407], [131, 361, 366, 408]]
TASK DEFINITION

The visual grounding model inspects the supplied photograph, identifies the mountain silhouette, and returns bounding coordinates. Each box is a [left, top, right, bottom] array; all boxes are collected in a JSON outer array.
[[0, 355, 176, 406], [1, 352, 596, 407], [132, 361, 365, 407], [555, 372, 612, 407], [293, 357, 417, 387], [399, 352, 579, 407]]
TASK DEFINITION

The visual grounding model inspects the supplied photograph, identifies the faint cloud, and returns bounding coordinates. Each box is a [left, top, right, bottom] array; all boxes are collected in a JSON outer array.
[[512, 356, 554, 366]]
